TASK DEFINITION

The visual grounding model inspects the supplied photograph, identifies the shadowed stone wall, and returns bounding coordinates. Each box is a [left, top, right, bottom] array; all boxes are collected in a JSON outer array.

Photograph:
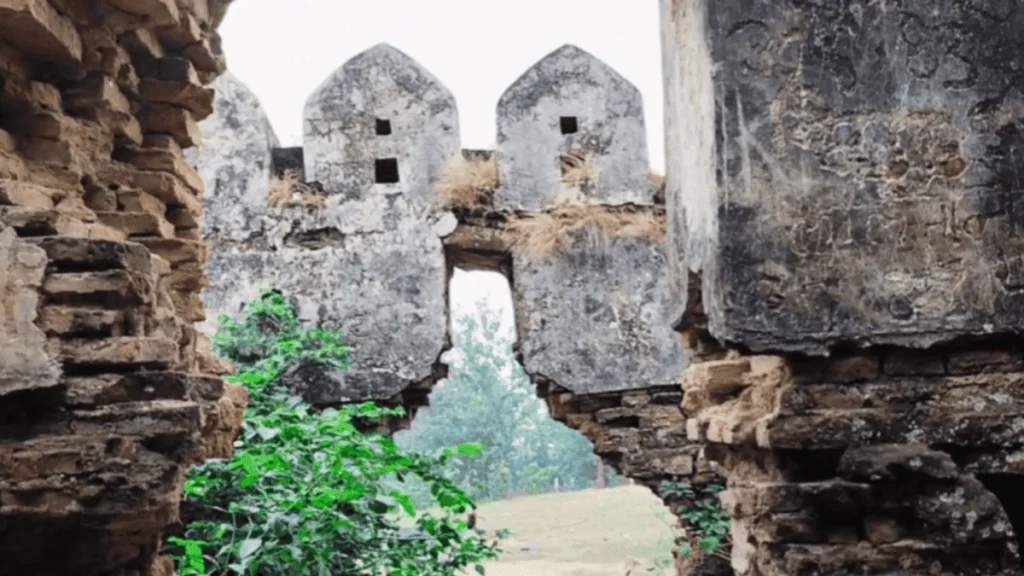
[[663, 1, 1024, 574], [665, 0, 1024, 354], [0, 0, 245, 574]]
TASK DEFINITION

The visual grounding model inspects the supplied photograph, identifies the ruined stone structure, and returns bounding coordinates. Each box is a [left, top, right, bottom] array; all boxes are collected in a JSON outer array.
[[4, 0, 1023, 575], [195, 43, 686, 417], [0, 1, 245, 574], [663, 0, 1024, 574], [495, 44, 654, 211], [194, 42, 709, 568]]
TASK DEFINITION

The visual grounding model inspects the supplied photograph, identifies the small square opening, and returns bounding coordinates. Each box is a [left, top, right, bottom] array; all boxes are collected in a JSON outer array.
[[560, 116, 579, 135], [376, 118, 392, 136], [375, 158, 400, 184]]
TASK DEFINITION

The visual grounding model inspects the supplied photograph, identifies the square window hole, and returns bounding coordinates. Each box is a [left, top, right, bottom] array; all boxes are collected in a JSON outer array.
[[375, 158, 400, 183], [560, 116, 579, 135], [376, 118, 392, 136]]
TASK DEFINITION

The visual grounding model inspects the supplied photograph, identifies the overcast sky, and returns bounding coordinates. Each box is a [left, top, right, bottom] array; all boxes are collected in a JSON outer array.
[[219, 0, 664, 172], [218, 1, 664, 318]]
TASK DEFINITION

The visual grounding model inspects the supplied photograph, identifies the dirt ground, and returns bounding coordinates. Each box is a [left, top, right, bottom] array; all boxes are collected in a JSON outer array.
[[467, 485, 678, 576]]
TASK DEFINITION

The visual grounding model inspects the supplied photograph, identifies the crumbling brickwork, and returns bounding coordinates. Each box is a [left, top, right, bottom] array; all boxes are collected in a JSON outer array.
[[0, 1, 244, 574], [684, 345, 1024, 574]]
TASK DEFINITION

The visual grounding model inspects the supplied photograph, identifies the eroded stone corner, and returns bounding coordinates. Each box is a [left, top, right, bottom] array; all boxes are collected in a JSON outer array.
[[0, 1, 246, 573]]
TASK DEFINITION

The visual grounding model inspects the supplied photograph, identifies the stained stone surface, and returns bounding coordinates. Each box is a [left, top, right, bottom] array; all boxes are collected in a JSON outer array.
[[303, 43, 461, 207], [0, 1, 246, 573], [0, 225, 60, 395], [495, 44, 654, 211], [664, 0, 1024, 353], [513, 231, 685, 394], [186, 72, 278, 244], [196, 62, 454, 405]]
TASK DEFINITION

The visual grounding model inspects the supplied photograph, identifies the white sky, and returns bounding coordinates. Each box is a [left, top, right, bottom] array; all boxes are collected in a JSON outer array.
[[219, 0, 665, 173], [218, 1, 665, 314]]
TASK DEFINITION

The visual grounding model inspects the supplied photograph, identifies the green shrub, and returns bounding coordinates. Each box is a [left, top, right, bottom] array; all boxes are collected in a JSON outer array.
[[169, 289, 502, 576], [659, 480, 730, 559]]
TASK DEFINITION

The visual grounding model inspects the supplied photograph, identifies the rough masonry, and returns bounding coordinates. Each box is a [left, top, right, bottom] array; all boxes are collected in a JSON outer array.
[[195, 42, 706, 571], [0, 1, 245, 574], [195, 42, 686, 413], [663, 0, 1024, 574]]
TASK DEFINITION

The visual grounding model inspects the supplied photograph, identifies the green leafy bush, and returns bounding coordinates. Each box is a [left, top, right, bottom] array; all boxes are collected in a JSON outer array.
[[169, 289, 502, 576], [659, 480, 730, 559]]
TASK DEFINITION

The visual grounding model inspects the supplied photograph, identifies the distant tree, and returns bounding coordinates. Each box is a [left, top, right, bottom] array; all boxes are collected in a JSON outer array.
[[396, 300, 601, 501]]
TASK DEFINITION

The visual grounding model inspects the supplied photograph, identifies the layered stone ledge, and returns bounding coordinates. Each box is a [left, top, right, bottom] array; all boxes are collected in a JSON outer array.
[[682, 342, 1024, 574], [0, 1, 244, 573]]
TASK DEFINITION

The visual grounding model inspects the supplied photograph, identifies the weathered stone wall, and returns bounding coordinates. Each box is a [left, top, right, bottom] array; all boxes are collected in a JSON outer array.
[[0, 1, 244, 573], [197, 43, 685, 407], [192, 48, 456, 411], [195, 42, 714, 570], [663, 1, 1024, 574], [684, 346, 1024, 574], [665, 0, 1024, 354], [495, 44, 655, 211]]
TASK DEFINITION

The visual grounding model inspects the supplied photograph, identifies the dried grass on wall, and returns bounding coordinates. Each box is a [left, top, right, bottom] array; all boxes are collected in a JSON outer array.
[[266, 171, 328, 209], [437, 155, 500, 209], [560, 152, 601, 188], [506, 203, 665, 258]]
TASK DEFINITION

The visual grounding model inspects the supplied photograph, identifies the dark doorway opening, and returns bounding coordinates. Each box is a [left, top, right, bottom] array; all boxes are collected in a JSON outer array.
[[375, 158, 400, 183], [978, 474, 1024, 562], [560, 116, 579, 135], [376, 118, 392, 136]]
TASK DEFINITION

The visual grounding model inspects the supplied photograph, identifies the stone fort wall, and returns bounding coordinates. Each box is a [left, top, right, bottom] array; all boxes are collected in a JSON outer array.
[[664, 0, 1024, 574], [193, 42, 714, 572], [1, 0, 1022, 575]]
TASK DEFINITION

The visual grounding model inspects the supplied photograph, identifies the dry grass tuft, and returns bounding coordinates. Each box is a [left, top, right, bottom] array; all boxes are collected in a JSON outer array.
[[267, 171, 327, 209], [506, 203, 664, 258], [649, 173, 665, 192], [437, 155, 500, 209], [560, 152, 601, 188]]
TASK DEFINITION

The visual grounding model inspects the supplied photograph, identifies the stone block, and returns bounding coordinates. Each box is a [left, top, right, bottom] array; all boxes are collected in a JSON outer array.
[[0, 179, 57, 209], [119, 148, 204, 194], [0, 226, 61, 396], [96, 211, 176, 238], [513, 227, 685, 394], [28, 237, 152, 273], [663, 0, 1024, 353], [62, 373, 195, 407], [302, 43, 460, 207], [47, 337, 179, 368], [38, 306, 126, 337], [139, 77, 215, 118], [495, 45, 653, 211], [134, 237, 205, 264], [0, 0, 82, 66], [139, 104, 202, 148], [42, 270, 153, 307], [0, 205, 85, 236], [100, 0, 179, 26], [117, 188, 168, 215]]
